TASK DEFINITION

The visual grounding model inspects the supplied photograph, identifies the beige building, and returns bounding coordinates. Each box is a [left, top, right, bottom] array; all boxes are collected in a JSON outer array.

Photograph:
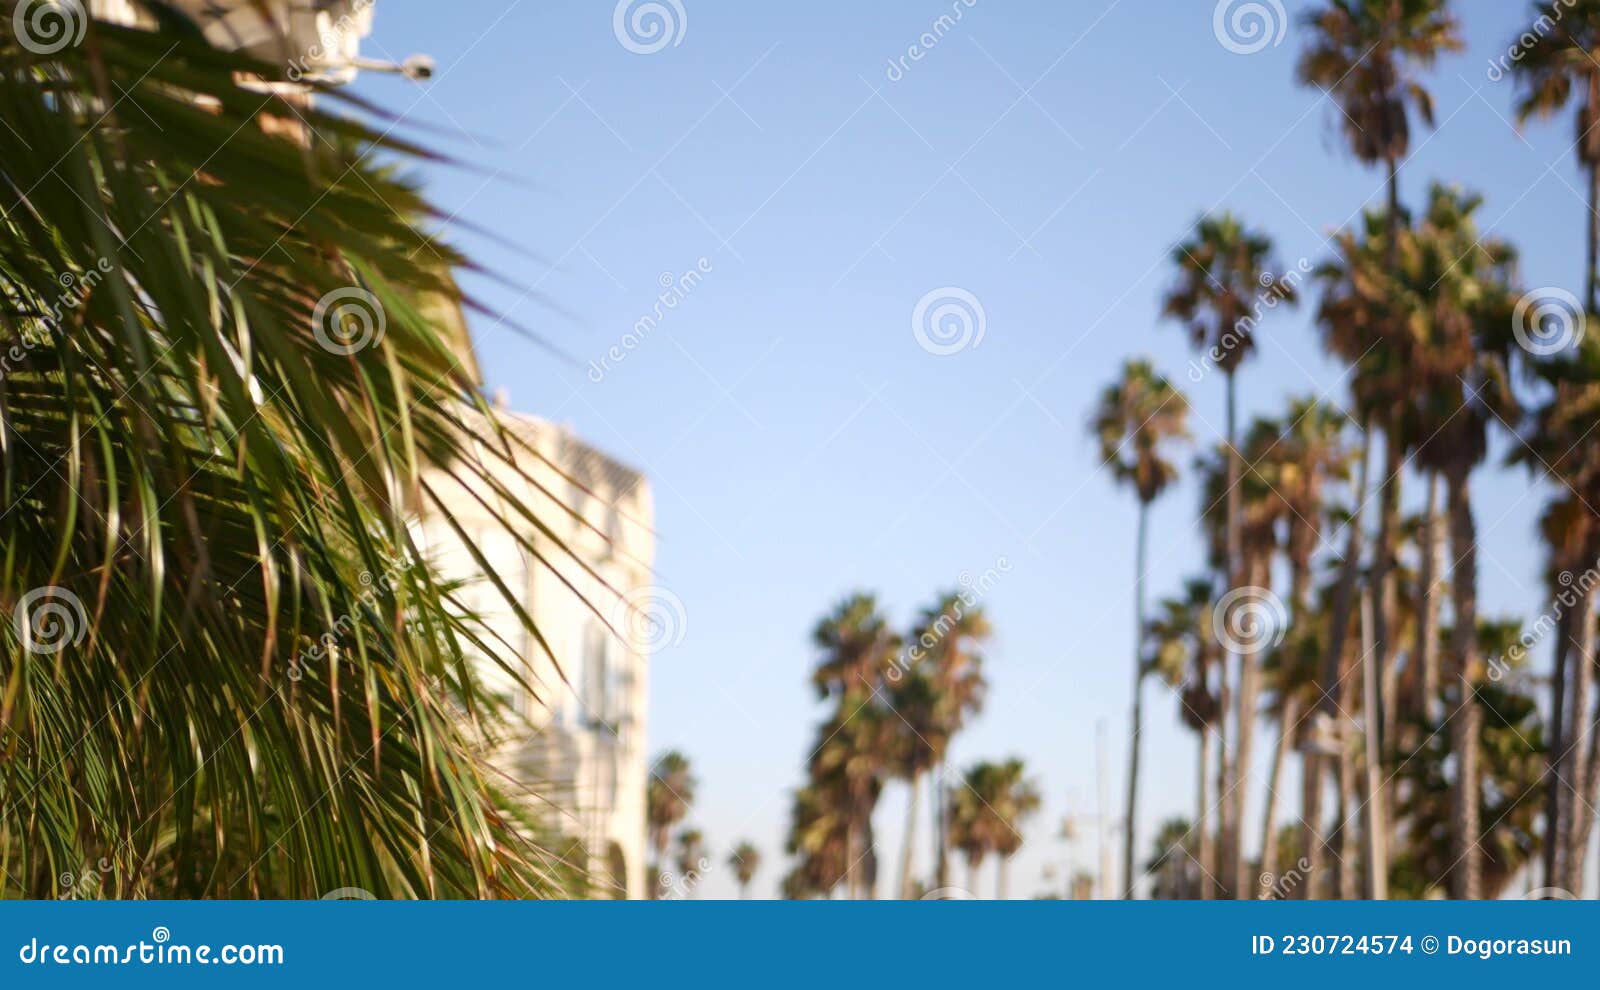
[[416, 408, 655, 899]]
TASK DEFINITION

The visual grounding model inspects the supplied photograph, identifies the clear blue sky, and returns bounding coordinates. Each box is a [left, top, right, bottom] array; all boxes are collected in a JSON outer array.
[[355, 1, 1578, 898]]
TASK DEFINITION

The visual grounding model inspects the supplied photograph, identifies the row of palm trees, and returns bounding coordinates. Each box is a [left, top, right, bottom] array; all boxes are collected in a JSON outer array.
[[1106, 0, 1600, 899], [780, 592, 1041, 898], [645, 749, 764, 897]]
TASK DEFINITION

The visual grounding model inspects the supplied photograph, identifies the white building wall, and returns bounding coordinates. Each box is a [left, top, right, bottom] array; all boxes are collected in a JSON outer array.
[[419, 410, 653, 898]]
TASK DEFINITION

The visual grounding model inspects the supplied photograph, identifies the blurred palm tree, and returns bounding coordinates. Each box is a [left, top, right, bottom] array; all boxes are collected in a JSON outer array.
[[727, 840, 762, 898], [673, 828, 706, 896], [0, 6, 586, 897], [1514, 352, 1600, 891], [905, 592, 991, 891], [1510, 0, 1600, 311], [1091, 358, 1189, 897], [807, 593, 900, 898], [1401, 185, 1522, 899], [948, 758, 1041, 899], [1299, 0, 1462, 785], [1146, 578, 1222, 897], [1390, 621, 1545, 899], [648, 751, 697, 894]]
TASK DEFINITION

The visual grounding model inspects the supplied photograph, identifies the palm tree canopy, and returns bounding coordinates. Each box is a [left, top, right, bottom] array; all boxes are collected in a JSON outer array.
[[1296, 0, 1463, 166], [648, 751, 698, 853], [1509, 1, 1600, 164], [1091, 358, 1191, 504], [811, 592, 900, 699], [1163, 213, 1298, 375], [0, 6, 579, 898], [948, 758, 1042, 864], [728, 840, 762, 887]]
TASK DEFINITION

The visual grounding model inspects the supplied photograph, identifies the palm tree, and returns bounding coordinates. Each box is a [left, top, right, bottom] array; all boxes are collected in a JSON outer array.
[[951, 758, 1041, 899], [1164, 215, 1297, 895], [1248, 400, 1353, 896], [1402, 185, 1522, 899], [1145, 578, 1222, 897], [1297, 0, 1462, 257], [808, 593, 901, 899], [898, 592, 991, 894], [1390, 621, 1545, 899], [1298, 0, 1462, 771], [673, 828, 707, 896], [1090, 358, 1190, 897], [1510, 1, 1600, 311], [648, 751, 698, 891], [728, 841, 762, 898], [783, 778, 851, 899], [1515, 355, 1600, 890], [0, 7, 578, 896]]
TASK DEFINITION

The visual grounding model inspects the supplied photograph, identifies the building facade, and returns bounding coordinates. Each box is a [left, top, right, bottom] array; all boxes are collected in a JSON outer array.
[[416, 410, 654, 899]]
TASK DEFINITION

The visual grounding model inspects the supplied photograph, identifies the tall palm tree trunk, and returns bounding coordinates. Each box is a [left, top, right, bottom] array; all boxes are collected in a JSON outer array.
[[1215, 669, 1233, 898], [1198, 723, 1215, 899], [1544, 609, 1573, 890], [966, 857, 980, 898], [1258, 693, 1301, 895], [997, 856, 1010, 900], [1124, 501, 1150, 898], [934, 766, 950, 889], [1298, 752, 1322, 899], [1445, 466, 1482, 899], [1231, 558, 1265, 899], [1417, 473, 1442, 721], [1335, 734, 1359, 899], [900, 771, 922, 899], [1223, 368, 1244, 898], [1320, 422, 1371, 898], [1563, 596, 1597, 892]]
